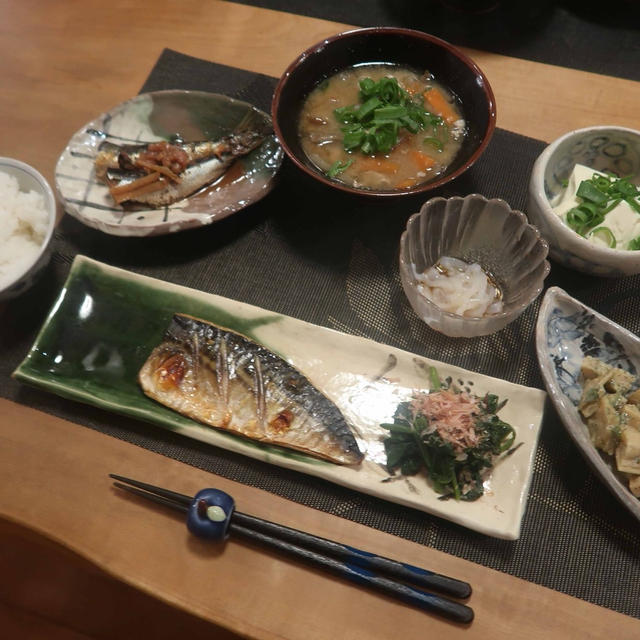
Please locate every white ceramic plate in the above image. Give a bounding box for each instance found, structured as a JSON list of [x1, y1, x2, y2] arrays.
[[536, 286, 640, 523], [14, 256, 546, 539], [55, 91, 283, 237]]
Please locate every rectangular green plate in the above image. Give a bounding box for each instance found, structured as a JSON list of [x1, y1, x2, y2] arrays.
[[13, 255, 547, 539]]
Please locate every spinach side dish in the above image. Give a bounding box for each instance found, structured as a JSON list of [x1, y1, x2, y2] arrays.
[[381, 367, 516, 501]]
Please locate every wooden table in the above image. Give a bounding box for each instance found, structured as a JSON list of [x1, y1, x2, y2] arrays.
[[1, 1, 639, 638]]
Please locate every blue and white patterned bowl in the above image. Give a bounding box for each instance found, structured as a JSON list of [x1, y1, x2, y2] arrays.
[[527, 126, 640, 277], [536, 286, 640, 523]]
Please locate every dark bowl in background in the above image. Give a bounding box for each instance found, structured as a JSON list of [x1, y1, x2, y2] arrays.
[[271, 27, 497, 198]]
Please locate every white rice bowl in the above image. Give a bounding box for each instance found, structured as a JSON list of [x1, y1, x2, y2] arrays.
[[0, 172, 49, 289], [0, 159, 55, 298]]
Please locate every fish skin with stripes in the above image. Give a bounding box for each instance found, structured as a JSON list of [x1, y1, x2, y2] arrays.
[[138, 314, 364, 465]]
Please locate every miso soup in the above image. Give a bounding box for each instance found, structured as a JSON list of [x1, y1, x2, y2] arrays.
[[298, 64, 466, 191]]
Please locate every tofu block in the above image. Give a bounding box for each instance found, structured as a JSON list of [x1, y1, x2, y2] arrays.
[[626, 388, 640, 406], [587, 396, 621, 456], [622, 403, 640, 432], [581, 356, 611, 380], [579, 377, 607, 417], [604, 367, 635, 395], [616, 428, 640, 474]]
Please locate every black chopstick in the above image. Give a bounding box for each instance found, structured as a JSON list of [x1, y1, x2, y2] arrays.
[[231, 510, 471, 600], [110, 474, 473, 623], [230, 522, 473, 623], [112, 480, 190, 513], [110, 474, 192, 508], [110, 474, 470, 599]]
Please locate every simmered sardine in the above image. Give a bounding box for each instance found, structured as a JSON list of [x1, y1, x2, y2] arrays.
[[138, 314, 364, 465], [95, 128, 266, 208]]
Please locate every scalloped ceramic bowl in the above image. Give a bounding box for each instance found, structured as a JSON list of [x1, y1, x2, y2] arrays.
[[0, 157, 56, 301], [272, 27, 496, 198], [400, 194, 550, 337], [526, 125, 640, 276]]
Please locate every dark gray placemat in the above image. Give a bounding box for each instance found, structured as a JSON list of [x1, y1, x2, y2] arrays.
[[228, 0, 640, 82], [3, 49, 640, 618]]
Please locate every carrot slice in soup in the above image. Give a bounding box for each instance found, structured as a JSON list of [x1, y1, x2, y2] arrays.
[[396, 178, 418, 189], [353, 157, 399, 175], [424, 88, 459, 125], [410, 151, 436, 172]]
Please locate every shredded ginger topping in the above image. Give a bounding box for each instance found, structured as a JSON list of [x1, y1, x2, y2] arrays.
[[137, 141, 189, 175], [411, 390, 480, 453]]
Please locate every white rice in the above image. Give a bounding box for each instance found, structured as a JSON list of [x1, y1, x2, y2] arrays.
[[413, 256, 503, 318], [0, 171, 49, 290]]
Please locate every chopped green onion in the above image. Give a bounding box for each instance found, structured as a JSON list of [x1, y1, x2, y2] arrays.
[[566, 204, 604, 236], [423, 137, 443, 152], [592, 174, 614, 192], [361, 138, 374, 155], [628, 236, 640, 251], [576, 180, 608, 205], [373, 124, 397, 153], [564, 173, 640, 241], [616, 180, 638, 198], [332, 76, 449, 156], [342, 129, 365, 150], [626, 197, 640, 214], [589, 226, 617, 248], [374, 105, 407, 120], [400, 115, 420, 133], [359, 77, 376, 96], [326, 158, 353, 178], [602, 198, 622, 215], [429, 366, 441, 391], [356, 97, 382, 122]]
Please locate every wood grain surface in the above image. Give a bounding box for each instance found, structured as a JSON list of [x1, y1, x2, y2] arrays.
[[2, 0, 639, 190], [2, 1, 640, 637], [1, 398, 639, 639]]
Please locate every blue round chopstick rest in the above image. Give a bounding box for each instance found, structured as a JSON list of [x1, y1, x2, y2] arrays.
[[187, 488, 235, 540]]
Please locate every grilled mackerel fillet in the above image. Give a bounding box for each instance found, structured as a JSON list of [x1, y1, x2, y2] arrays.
[[138, 314, 364, 465]]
